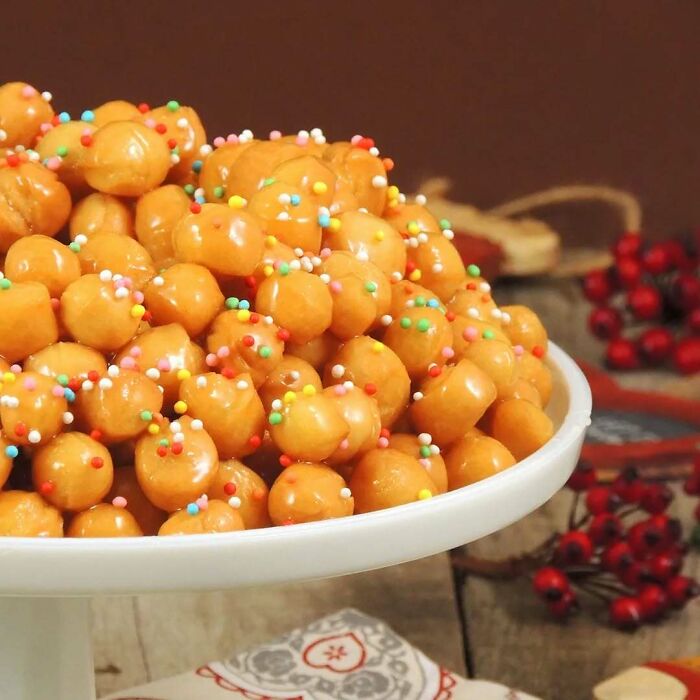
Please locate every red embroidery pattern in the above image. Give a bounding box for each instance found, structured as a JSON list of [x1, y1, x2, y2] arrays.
[[196, 665, 304, 699], [433, 666, 457, 700], [302, 632, 367, 673]]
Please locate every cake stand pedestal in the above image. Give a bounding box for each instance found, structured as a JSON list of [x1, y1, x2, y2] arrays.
[[0, 344, 591, 700]]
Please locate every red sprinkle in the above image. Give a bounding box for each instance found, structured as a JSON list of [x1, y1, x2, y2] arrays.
[[14, 423, 27, 437], [249, 313, 260, 324], [428, 365, 442, 378], [248, 435, 262, 448], [39, 481, 55, 495], [379, 428, 391, 439], [80, 134, 93, 147], [155, 123, 167, 134], [356, 136, 375, 150], [156, 446, 168, 457], [223, 482, 237, 496], [221, 367, 235, 379], [142, 311, 153, 323], [532, 345, 545, 358], [167, 138, 177, 149], [445, 311, 456, 322], [279, 454, 293, 468], [171, 442, 183, 456], [242, 335, 255, 347], [277, 328, 291, 341], [467, 283, 477, 290], [90, 457, 104, 469], [6, 154, 20, 167], [190, 202, 201, 214], [364, 383, 377, 396], [406, 261, 417, 273], [87, 370, 99, 382], [68, 378, 82, 392], [382, 157, 394, 172], [137, 102, 150, 113], [89, 429, 103, 442]]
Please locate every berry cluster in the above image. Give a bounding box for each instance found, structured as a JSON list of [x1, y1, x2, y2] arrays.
[[683, 456, 700, 547], [582, 230, 700, 373], [531, 462, 699, 629]]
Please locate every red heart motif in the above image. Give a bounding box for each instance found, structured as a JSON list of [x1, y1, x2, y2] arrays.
[[302, 632, 367, 673]]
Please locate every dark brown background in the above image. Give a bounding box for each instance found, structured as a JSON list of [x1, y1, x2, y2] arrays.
[[4, 1, 699, 243]]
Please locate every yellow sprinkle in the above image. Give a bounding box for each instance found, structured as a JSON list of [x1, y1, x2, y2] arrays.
[[3, 372, 15, 383], [408, 269, 422, 282], [283, 391, 297, 404], [265, 235, 278, 247], [148, 423, 160, 435], [174, 400, 188, 414], [237, 309, 251, 322], [387, 199, 399, 210], [372, 341, 384, 353], [407, 221, 420, 235], [312, 181, 328, 195], [228, 194, 246, 208], [263, 264, 274, 277], [130, 304, 146, 318], [418, 489, 433, 500], [328, 217, 341, 232], [302, 384, 316, 396], [374, 230, 385, 241], [176, 369, 191, 381], [387, 185, 399, 199]]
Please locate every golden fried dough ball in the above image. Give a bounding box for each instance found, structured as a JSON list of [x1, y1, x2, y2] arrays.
[[158, 499, 244, 535], [382, 307, 453, 380], [268, 386, 349, 462], [323, 384, 381, 465], [258, 355, 322, 410], [448, 280, 500, 324], [60, 273, 142, 352], [77, 232, 155, 289], [24, 342, 107, 382], [74, 368, 163, 444], [460, 338, 518, 396], [35, 120, 95, 195], [0, 491, 63, 537], [4, 235, 81, 298], [326, 211, 406, 280], [0, 434, 14, 488], [135, 415, 219, 512], [488, 398, 554, 461], [173, 203, 265, 277], [0, 371, 67, 446], [444, 434, 516, 489], [383, 202, 441, 235], [134, 184, 190, 266], [206, 309, 284, 387], [255, 270, 332, 344], [410, 359, 497, 447], [501, 305, 548, 357], [208, 459, 271, 529], [91, 99, 140, 127], [387, 432, 447, 494], [405, 232, 466, 302], [198, 140, 256, 202], [451, 315, 509, 361], [286, 332, 340, 371], [272, 155, 337, 208], [329, 176, 359, 216], [69, 192, 134, 241], [320, 251, 391, 340], [517, 351, 553, 407], [107, 465, 167, 535], [389, 279, 444, 319], [323, 335, 410, 428], [0, 83, 53, 149], [268, 462, 353, 525], [83, 120, 171, 196], [498, 377, 543, 408], [349, 448, 437, 513], [32, 432, 113, 511], [67, 503, 143, 537], [0, 162, 71, 252]]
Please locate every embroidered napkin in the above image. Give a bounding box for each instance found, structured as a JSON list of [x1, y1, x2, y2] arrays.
[[102, 608, 540, 700]]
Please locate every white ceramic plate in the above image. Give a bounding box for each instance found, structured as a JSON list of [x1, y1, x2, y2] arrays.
[[0, 342, 591, 597]]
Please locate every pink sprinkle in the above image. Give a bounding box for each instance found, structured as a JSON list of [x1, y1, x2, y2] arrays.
[[513, 344, 524, 356], [441, 346, 455, 359], [269, 130, 282, 140], [82, 128, 92, 137], [226, 133, 238, 143], [50, 297, 60, 311], [112, 496, 127, 508], [157, 359, 171, 372], [463, 326, 478, 341], [10, 365, 21, 374], [23, 378, 37, 391], [46, 156, 61, 171], [333, 385, 347, 396], [120, 357, 136, 369], [40, 122, 53, 133], [339, 439, 350, 450], [295, 135, 309, 146], [205, 353, 218, 367], [195, 496, 209, 510], [21, 85, 37, 98], [273, 260, 281, 270], [329, 280, 342, 294], [213, 136, 225, 148], [129, 346, 142, 358], [350, 134, 362, 145], [52, 385, 65, 397], [420, 458, 432, 468], [216, 346, 230, 358], [114, 278, 129, 288], [377, 437, 390, 448], [144, 118, 156, 129], [320, 247, 331, 259], [132, 291, 144, 304]]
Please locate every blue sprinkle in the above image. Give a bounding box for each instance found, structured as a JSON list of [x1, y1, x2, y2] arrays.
[[290, 194, 301, 206], [195, 195, 206, 204], [80, 110, 95, 123], [427, 298, 440, 308], [192, 159, 203, 173], [64, 388, 76, 403], [186, 503, 199, 516], [58, 111, 71, 123], [318, 214, 330, 228], [239, 299, 251, 310], [5, 446, 19, 459]]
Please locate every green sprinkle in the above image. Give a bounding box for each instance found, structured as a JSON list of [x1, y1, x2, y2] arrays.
[[166, 100, 180, 112], [467, 264, 481, 277], [400, 317, 411, 329], [140, 410, 153, 422], [279, 262, 290, 276], [159, 438, 170, 447], [68, 242, 81, 253], [0, 279, 11, 290], [262, 177, 276, 187], [419, 445, 431, 458], [213, 186, 225, 198], [414, 295, 426, 307], [184, 184, 195, 195], [56, 374, 69, 387], [483, 329, 495, 340], [416, 318, 430, 332], [225, 297, 240, 309], [171, 145, 180, 155], [439, 218, 451, 231], [365, 281, 377, 293], [56, 146, 68, 157], [259, 346, 272, 359], [269, 411, 282, 425]]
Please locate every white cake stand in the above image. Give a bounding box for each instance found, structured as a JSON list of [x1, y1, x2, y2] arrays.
[[0, 342, 591, 700]]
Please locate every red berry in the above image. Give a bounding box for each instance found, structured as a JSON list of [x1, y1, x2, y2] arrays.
[[556, 531, 594, 565], [609, 596, 644, 630], [547, 589, 579, 620], [588, 306, 623, 340], [602, 540, 634, 572], [627, 284, 662, 321], [638, 327, 674, 365], [672, 337, 700, 374], [585, 485, 619, 514], [616, 257, 643, 288], [588, 513, 624, 546], [619, 561, 653, 589], [648, 514, 681, 545], [638, 584, 669, 621], [582, 269, 615, 303], [664, 239, 691, 270], [688, 308, 700, 335], [688, 473, 700, 496], [567, 461, 597, 491], [533, 567, 570, 601], [613, 232, 643, 259], [671, 273, 700, 312], [665, 575, 700, 608], [627, 520, 666, 557], [642, 243, 672, 275], [640, 483, 673, 514], [649, 551, 682, 582], [606, 338, 640, 370], [612, 466, 646, 503]]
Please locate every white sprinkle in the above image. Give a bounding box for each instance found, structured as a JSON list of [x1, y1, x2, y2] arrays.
[[99, 270, 113, 282], [406, 300, 415, 308], [342, 380, 354, 390], [0, 130, 7, 142], [413, 391, 424, 401], [190, 419, 204, 431], [236, 379, 249, 390], [415, 194, 427, 206], [380, 314, 393, 326], [372, 175, 387, 188], [310, 127, 323, 138], [369, 146, 379, 156], [417, 233, 429, 244], [358, 207, 369, 214], [172, 431, 185, 443], [62, 411, 74, 425], [196, 376, 207, 388], [467, 307, 480, 319], [114, 287, 129, 299], [145, 368, 160, 381], [276, 211, 290, 221], [418, 433, 432, 446], [112, 274, 123, 282], [170, 421, 182, 434], [264, 315, 274, 325], [293, 247, 304, 257], [74, 234, 88, 246], [271, 399, 283, 411], [340, 487, 352, 499], [331, 364, 345, 379], [430, 444, 441, 455], [391, 271, 403, 282], [479, 282, 491, 292], [170, 154, 180, 165], [443, 229, 455, 240], [107, 365, 120, 378], [314, 135, 327, 145], [490, 308, 502, 320], [297, 129, 310, 139], [152, 276, 165, 287], [228, 496, 242, 508], [408, 237, 419, 249], [289, 259, 301, 271], [398, 193, 407, 203], [199, 144, 213, 156], [289, 370, 301, 381], [27, 430, 41, 444], [194, 187, 205, 199], [319, 273, 331, 284], [41, 91, 52, 102], [278, 193, 291, 205], [501, 312, 511, 325], [432, 263, 444, 274], [176, 117, 188, 129], [311, 256, 322, 267], [81, 380, 94, 391], [98, 378, 113, 390]]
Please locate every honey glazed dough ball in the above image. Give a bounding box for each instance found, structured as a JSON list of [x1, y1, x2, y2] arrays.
[[320, 251, 391, 340], [349, 448, 437, 514], [32, 432, 113, 511], [158, 499, 244, 535], [325, 210, 406, 280], [207, 459, 271, 529], [91, 99, 141, 126], [206, 308, 285, 388], [144, 263, 224, 337], [258, 355, 322, 410], [448, 278, 500, 323], [60, 273, 143, 352], [107, 465, 167, 535], [389, 279, 444, 320], [134, 184, 191, 266], [382, 307, 454, 380], [116, 323, 206, 407], [0, 161, 72, 252], [286, 331, 340, 372], [0, 491, 63, 537], [444, 433, 516, 490], [4, 235, 81, 298], [517, 351, 553, 407], [501, 305, 548, 357], [410, 359, 497, 448], [0, 281, 59, 362], [69, 192, 134, 241], [488, 398, 554, 461], [271, 155, 337, 209], [387, 432, 448, 494], [459, 338, 518, 396], [172, 203, 265, 277], [246, 234, 298, 291], [179, 372, 265, 459], [0, 371, 67, 447], [322, 383, 381, 465], [451, 315, 509, 361], [323, 335, 410, 428], [74, 368, 163, 444], [268, 462, 353, 526], [0, 434, 14, 488], [499, 377, 543, 408], [198, 140, 256, 202], [0, 82, 54, 149], [405, 231, 467, 303], [67, 503, 143, 537], [383, 202, 442, 236], [82, 120, 171, 196], [255, 269, 332, 345], [25, 342, 107, 382], [135, 415, 219, 512], [268, 386, 349, 463]]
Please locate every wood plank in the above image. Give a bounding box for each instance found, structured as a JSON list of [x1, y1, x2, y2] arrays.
[[93, 553, 465, 698]]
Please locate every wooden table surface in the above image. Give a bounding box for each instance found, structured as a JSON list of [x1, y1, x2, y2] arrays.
[[93, 278, 700, 700]]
